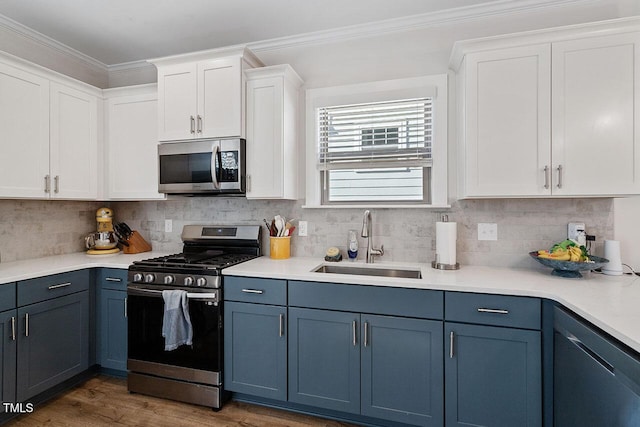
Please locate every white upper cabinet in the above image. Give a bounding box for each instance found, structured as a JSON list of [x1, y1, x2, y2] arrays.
[[50, 82, 98, 199], [152, 47, 262, 142], [0, 62, 50, 198], [245, 65, 303, 200], [0, 55, 99, 200], [552, 32, 640, 196], [453, 19, 640, 198], [104, 84, 164, 200], [461, 44, 551, 197]]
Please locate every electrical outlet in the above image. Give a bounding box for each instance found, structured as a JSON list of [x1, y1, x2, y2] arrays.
[[298, 221, 308, 237], [165, 219, 173, 233], [478, 223, 498, 241], [568, 222, 586, 246]]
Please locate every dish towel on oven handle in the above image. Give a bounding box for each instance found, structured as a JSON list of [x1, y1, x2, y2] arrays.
[[161, 290, 193, 351]]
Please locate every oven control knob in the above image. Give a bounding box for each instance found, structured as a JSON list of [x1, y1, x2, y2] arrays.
[[163, 275, 175, 285], [184, 276, 194, 286], [196, 277, 207, 287], [133, 273, 143, 283], [144, 274, 155, 283]]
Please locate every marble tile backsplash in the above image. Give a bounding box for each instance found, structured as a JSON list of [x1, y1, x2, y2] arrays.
[[0, 200, 103, 262], [0, 198, 613, 268], [110, 197, 614, 269]]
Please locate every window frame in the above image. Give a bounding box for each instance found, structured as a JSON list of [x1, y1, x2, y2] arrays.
[[304, 75, 448, 208]]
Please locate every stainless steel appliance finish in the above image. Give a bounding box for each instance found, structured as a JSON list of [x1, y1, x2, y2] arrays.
[[127, 225, 261, 409], [158, 138, 246, 195]]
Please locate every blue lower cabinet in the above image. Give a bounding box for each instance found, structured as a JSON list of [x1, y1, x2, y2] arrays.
[[224, 301, 287, 400], [288, 308, 361, 414], [445, 322, 542, 427], [17, 291, 89, 401], [0, 309, 17, 411], [96, 268, 128, 373], [362, 315, 443, 426], [98, 289, 127, 372], [289, 308, 444, 426]]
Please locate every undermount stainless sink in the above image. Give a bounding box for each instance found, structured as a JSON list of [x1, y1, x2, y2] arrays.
[[313, 264, 422, 279]]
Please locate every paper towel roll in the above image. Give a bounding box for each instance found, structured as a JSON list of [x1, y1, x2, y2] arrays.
[[603, 239, 623, 276], [436, 221, 457, 265]]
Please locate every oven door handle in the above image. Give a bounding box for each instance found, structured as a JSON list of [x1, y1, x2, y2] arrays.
[[127, 287, 218, 300]]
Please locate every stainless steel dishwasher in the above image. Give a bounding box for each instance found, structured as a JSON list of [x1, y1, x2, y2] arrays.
[[554, 307, 640, 426]]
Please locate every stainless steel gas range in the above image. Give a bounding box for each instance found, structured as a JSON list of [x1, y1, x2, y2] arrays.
[[126, 224, 261, 409]]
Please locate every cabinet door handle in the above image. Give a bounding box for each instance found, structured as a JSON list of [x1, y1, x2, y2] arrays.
[[105, 277, 122, 282], [449, 331, 454, 358], [25, 313, 29, 337], [54, 175, 59, 194], [48, 282, 71, 290], [279, 313, 285, 337], [364, 321, 369, 347], [197, 115, 202, 134], [124, 297, 128, 318], [11, 316, 16, 341], [543, 166, 550, 189], [352, 320, 357, 346], [44, 175, 51, 193], [556, 164, 563, 189], [477, 308, 509, 315], [190, 116, 196, 134], [241, 289, 264, 294]]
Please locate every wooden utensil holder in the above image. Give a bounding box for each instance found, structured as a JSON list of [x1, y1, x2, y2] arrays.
[[123, 231, 152, 254]]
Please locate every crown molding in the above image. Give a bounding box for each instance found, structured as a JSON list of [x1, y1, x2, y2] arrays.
[[0, 0, 599, 78], [248, 0, 596, 52], [0, 13, 108, 73]]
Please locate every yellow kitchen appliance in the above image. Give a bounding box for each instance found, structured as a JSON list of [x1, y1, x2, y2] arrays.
[[85, 207, 119, 255]]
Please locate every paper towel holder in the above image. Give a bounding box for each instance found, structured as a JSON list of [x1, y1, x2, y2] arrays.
[[432, 215, 460, 270]]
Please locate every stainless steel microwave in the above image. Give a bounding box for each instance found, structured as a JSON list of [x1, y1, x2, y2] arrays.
[[158, 138, 245, 195]]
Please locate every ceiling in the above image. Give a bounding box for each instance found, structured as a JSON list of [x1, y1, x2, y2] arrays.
[[0, 0, 529, 66]]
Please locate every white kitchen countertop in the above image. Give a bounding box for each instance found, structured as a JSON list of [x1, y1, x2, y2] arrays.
[[2, 252, 639, 354], [224, 256, 640, 354], [0, 251, 170, 283]]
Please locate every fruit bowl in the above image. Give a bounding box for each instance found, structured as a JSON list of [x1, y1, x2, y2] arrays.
[[529, 251, 609, 278]]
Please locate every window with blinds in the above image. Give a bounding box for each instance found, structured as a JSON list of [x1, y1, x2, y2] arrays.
[[318, 97, 433, 203]]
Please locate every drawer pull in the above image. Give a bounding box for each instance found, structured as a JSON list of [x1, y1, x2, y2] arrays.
[[477, 308, 509, 315], [48, 282, 72, 290], [241, 289, 264, 294], [105, 277, 122, 282]]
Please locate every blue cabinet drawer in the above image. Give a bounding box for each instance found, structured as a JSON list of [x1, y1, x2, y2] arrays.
[[96, 268, 128, 291], [225, 277, 287, 305], [445, 292, 541, 330], [289, 281, 443, 319], [0, 283, 16, 312], [18, 270, 90, 307]]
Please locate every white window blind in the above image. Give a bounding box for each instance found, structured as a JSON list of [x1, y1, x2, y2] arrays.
[[317, 97, 433, 203], [318, 97, 433, 169]]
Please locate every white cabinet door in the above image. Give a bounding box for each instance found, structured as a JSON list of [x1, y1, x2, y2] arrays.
[[197, 58, 242, 138], [157, 63, 197, 141], [463, 44, 551, 197], [49, 83, 98, 199], [105, 88, 165, 200], [246, 65, 302, 200], [0, 63, 50, 198], [552, 32, 640, 196]]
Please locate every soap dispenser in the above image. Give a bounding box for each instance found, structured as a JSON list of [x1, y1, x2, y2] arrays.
[[347, 230, 358, 261]]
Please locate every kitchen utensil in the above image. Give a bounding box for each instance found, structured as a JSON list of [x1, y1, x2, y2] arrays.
[[274, 215, 285, 237], [529, 251, 609, 278]]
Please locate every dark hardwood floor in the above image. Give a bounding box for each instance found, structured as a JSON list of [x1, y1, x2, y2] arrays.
[[4, 376, 356, 426]]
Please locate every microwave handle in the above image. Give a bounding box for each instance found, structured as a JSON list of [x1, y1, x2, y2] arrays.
[[211, 144, 221, 190]]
